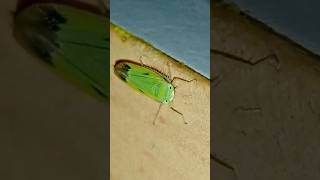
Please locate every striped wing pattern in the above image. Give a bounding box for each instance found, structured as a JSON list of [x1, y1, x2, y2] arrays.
[[14, 3, 109, 100]]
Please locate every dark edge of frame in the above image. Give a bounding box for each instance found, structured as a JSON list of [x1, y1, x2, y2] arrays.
[[16, 0, 109, 179], [210, 0, 213, 180], [15, 0, 109, 17]]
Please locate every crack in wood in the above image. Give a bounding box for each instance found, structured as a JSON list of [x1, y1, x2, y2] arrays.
[[211, 49, 280, 71], [234, 106, 262, 112], [211, 153, 237, 178], [308, 100, 317, 114], [212, 75, 223, 87]]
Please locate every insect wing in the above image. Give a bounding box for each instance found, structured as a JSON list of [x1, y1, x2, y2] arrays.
[[115, 61, 170, 103], [14, 3, 109, 100]]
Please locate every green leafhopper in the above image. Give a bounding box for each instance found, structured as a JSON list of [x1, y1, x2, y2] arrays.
[[13, 1, 109, 101], [114, 59, 195, 125]]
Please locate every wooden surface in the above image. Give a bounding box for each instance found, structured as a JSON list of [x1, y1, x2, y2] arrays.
[[212, 2, 320, 180], [1, 1, 108, 179], [110, 24, 210, 180]]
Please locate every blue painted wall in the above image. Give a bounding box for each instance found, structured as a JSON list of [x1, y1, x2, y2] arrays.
[[111, 0, 210, 78], [232, 0, 320, 56]]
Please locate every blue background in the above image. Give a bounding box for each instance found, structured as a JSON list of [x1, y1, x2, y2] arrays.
[[231, 0, 320, 57], [111, 0, 210, 78]]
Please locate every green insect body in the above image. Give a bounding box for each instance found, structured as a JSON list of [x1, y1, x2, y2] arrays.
[[114, 60, 193, 124], [14, 2, 109, 101], [114, 60, 175, 104]]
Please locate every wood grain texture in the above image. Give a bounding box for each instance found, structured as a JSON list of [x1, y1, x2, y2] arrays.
[[212, 2, 320, 180], [110, 23, 210, 180]]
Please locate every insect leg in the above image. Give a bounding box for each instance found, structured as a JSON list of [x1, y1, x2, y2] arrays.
[[139, 56, 146, 65], [153, 103, 163, 125], [172, 77, 196, 83], [172, 77, 196, 88], [170, 107, 188, 124], [167, 62, 196, 87], [167, 61, 173, 79]]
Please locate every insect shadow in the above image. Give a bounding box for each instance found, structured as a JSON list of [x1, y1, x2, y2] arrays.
[[114, 57, 196, 125]]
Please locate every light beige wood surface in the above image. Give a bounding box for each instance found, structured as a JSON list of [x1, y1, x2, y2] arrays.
[[110, 24, 210, 180]]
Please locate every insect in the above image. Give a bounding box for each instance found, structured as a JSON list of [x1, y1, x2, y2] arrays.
[[114, 59, 195, 125], [13, 0, 109, 101]]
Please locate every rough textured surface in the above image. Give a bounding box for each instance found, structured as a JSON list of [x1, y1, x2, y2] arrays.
[[110, 24, 210, 180], [1, 1, 107, 179], [212, 3, 320, 180]]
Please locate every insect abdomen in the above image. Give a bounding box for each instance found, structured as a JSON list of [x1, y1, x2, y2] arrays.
[[114, 60, 175, 104], [114, 61, 131, 81]]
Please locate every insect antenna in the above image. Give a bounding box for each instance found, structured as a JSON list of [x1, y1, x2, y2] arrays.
[[153, 103, 163, 125], [170, 106, 188, 124]]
